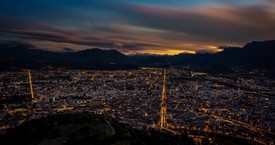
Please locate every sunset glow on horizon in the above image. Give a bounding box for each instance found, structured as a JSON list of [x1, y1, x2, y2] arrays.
[[124, 49, 197, 56]]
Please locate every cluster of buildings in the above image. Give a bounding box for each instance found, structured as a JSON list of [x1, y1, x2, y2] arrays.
[[0, 67, 274, 144]]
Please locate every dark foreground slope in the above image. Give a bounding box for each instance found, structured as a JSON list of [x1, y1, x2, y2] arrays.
[[0, 112, 194, 145]]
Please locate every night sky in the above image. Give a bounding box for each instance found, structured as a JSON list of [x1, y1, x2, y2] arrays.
[[1, 0, 275, 55]]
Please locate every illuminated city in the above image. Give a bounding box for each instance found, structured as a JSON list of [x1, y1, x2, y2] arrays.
[[0, 67, 274, 144]]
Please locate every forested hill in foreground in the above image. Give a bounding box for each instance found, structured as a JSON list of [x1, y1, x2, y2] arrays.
[[0, 112, 194, 145]]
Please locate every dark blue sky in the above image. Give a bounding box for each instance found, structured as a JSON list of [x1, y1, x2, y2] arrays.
[[1, 0, 274, 55]]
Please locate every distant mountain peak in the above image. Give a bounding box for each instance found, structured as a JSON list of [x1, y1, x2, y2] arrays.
[[243, 40, 275, 49]]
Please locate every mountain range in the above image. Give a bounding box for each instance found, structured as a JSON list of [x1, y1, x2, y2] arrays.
[[0, 40, 274, 70], [130, 40, 275, 69], [0, 41, 135, 70]]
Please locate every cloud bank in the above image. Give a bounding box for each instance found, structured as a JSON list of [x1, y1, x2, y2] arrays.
[[0, 0, 274, 55]]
